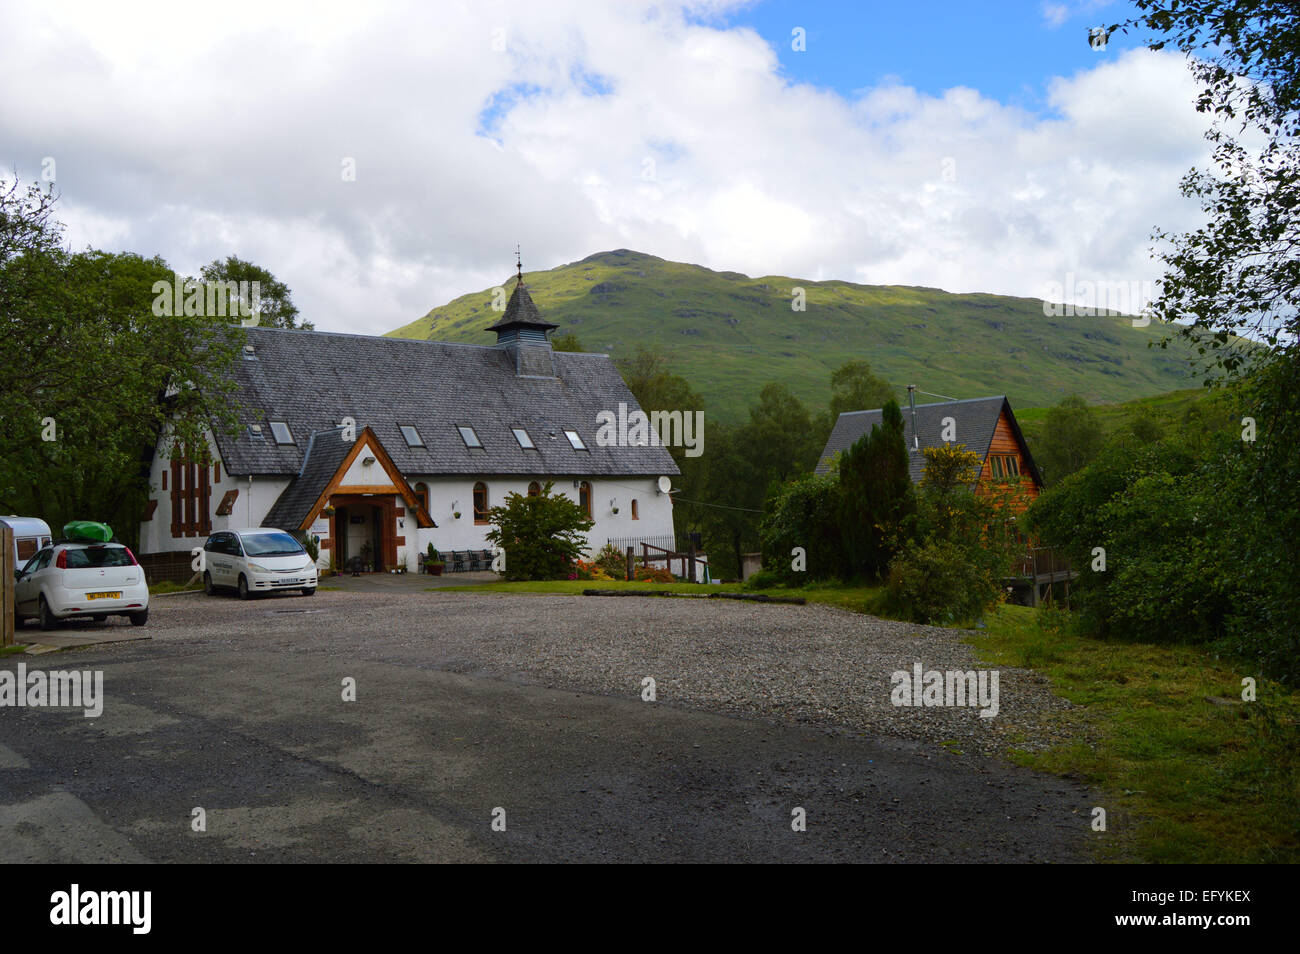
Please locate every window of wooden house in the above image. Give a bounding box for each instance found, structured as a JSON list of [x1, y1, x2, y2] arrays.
[[990, 455, 1020, 481], [414, 482, 429, 514], [527, 481, 541, 496], [579, 481, 592, 518], [631, 499, 639, 520], [473, 482, 489, 523]]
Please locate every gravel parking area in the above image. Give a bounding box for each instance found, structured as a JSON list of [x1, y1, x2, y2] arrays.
[[112, 589, 1074, 757], [4, 590, 1092, 862]]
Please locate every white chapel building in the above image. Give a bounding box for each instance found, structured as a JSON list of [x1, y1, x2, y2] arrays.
[[138, 271, 679, 572]]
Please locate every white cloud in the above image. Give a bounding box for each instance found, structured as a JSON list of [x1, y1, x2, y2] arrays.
[[0, 0, 1213, 333]]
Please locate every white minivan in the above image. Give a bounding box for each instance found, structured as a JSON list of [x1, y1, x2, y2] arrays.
[[13, 540, 149, 630], [201, 529, 317, 599]]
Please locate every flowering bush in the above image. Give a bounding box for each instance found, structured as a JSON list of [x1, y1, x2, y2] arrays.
[[571, 560, 614, 581], [593, 542, 628, 578], [634, 566, 676, 583]]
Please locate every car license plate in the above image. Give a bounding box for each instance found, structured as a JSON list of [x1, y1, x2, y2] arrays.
[[86, 591, 122, 600]]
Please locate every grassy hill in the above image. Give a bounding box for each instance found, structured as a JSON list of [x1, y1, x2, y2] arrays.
[[1016, 387, 1211, 437], [387, 249, 1199, 421]]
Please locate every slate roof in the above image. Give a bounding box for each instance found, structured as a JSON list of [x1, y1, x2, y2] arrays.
[[208, 326, 680, 479], [260, 425, 355, 530], [815, 395, 1042, 486], [486, 280, 557, 333]]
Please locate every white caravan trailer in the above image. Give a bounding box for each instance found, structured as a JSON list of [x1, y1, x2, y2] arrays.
[[0, 516, 53, 572]]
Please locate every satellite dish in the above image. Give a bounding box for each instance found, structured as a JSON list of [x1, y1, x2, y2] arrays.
[[657, 476, 672, 494]]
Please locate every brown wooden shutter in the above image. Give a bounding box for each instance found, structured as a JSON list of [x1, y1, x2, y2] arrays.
[[186, 461, 198, 536], [199, 464, 212, 536], [170, 458, 182, 537]]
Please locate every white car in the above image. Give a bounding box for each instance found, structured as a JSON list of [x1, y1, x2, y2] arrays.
[[201, 529, 317, 599], [13, 541, 149, 630]]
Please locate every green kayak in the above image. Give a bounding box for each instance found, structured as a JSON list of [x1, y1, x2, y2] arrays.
[[63, 520, 113, 543]]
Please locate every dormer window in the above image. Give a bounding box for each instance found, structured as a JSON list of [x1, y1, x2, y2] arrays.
[[458, 425, 483, 449], [512, 427, 535, 449], [564, 429, 587, 451], [269, 421, 294, 445], [400, 425, 424, 447]]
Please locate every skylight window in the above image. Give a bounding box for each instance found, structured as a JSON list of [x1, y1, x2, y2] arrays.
[[512, 427, 535, 449], [458, 425, 483, 449], [400, 425, 424, 447], [564, 429, 587, 451], [269, 421, 294, 445]]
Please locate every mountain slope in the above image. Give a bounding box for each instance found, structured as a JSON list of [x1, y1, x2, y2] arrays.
[[386, 249, 1197, 421]]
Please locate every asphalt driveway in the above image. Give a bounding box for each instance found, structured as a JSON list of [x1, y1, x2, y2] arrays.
[[0, 591, 1093, 863]]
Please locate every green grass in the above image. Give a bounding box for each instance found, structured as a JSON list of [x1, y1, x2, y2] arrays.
[[1, 643, 27, 656], [1016, 386, 1224, 447], [434, 579, 747, 595], [972, 603, 1300, 863], [439, 575, 1299, 862], [436, 577, 888, 614], [148, 580, 202, 595], [386, 249, 1200, 422]]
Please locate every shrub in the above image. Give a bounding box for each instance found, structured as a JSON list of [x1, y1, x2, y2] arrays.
[[483, 481, 594, 581], [743, 568, 783, 590], [572, 560, 614, 581], [593, 542, 628, 579], [634, 566, 675, 583], [883, 538, 1007, 625], [758, 471, 843, 583], [882, 444, 1020, 625]]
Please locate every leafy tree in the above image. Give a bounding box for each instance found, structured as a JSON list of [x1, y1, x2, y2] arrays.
[[838, 399, 914, 579], [199, 255, 310, 329], [674, 420, 759, 580], [616, 346, 703, 420], [742, 382, 819, 489], [885, 444, 1017, 624], [1035, 395, 1103, 484], [483, 481, 593, 581], [759, 471, 842, 582], [0, 182, 242, 548], [827, 359, 895, 418], [817, 359, 895, 444], [551, 331, 585, 352], [1028, 425, 1236, 644], [1080, 1, 1300, 677]]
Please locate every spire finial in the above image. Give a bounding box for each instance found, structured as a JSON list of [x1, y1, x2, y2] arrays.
[[515, 245, 522, 283]]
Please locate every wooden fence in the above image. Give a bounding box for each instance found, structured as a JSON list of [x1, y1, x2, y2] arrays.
[[2, 525, 14, 647]]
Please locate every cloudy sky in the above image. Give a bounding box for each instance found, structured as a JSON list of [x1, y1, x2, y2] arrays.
[[1, 0, 1212, 334]]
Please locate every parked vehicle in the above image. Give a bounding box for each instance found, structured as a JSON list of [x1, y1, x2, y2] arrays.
[[13, 540, 149, 630], [0, 516, 53, 573], [201, 529, 318, 599]]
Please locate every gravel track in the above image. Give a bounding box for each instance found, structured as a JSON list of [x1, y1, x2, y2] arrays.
[[97, 590, 1077, 758]]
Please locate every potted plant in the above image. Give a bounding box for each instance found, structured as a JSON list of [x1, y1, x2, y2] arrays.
[[426, 542, 445, 576], [453, 511, 462, 520], [359, 541, 373, 573]]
